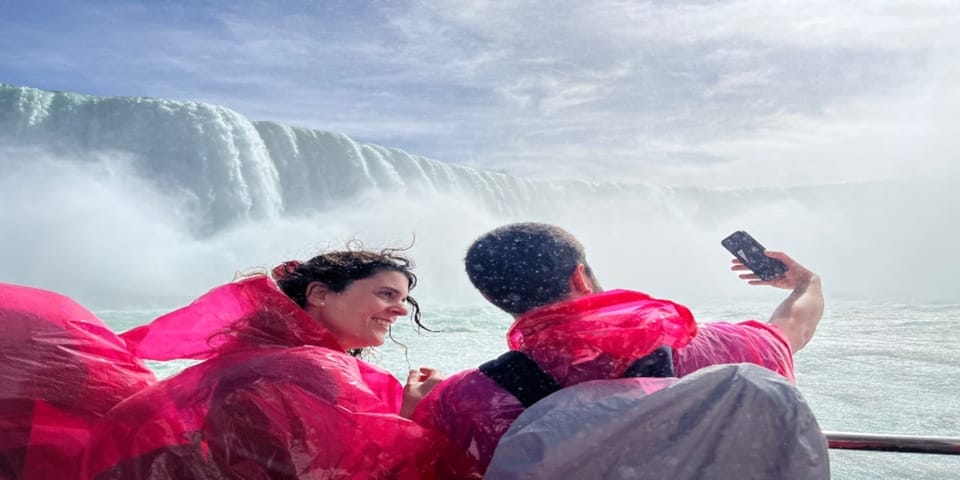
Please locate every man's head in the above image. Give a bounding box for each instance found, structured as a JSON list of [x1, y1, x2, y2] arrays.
[[464, 222, 601, 316]]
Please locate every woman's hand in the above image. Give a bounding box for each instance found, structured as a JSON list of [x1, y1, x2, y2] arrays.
[[399, 367, 444, 418]]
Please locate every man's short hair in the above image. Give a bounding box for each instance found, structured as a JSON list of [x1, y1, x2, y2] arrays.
[[464, 223, 592, 316]]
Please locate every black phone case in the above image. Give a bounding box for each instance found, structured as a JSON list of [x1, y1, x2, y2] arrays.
[[721, 231, 788, 281]]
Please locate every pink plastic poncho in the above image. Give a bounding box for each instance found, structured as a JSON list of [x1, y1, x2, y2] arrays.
[[506, 289, 698, 386], [0, 283, 156, 480], [83, 275, 454, 480], [412, 289, 796, 478], [413, 289, 699, 478], [674, 319, 794, 382]]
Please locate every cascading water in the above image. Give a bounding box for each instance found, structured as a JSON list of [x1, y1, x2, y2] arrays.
[[3, 83, 960, 480], [1, 83, 957, 310]]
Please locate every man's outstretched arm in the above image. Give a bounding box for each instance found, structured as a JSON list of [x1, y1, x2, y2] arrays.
[[733, 251, 824, 352]]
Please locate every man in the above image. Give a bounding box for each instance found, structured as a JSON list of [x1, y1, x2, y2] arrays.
[[411, 222, 824, 478]]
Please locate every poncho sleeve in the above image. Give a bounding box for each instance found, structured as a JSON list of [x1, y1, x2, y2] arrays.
[[674, 320, 795, 382]]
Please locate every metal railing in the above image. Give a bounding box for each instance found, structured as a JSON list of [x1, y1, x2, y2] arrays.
[[825, 431, 960, 455]]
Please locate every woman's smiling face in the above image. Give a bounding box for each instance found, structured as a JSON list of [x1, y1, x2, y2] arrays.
[[305, 269, 410, 350]]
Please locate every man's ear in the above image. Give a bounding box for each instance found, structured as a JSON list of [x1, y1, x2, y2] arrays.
[[305, 281, 329, 307], [569, 264, 596, 295]]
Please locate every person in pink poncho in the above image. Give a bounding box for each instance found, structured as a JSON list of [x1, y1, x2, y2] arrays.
[[0, 283, 156, 480], [83, 248, 460, 480], [411, 222, 824, 478]]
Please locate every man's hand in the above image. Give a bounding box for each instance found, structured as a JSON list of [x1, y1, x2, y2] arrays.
[[731, 251, 818, 289], [732, 251, 824, 353], [399, 367, 444, 418]]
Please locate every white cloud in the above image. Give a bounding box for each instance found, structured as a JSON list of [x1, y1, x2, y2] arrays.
[[3, 0, 959, 185], [376, 1, 960, 184]]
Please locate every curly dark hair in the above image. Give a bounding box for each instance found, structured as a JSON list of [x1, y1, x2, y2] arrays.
[[465, 222, 598, 316], [273, 247, 425, 355]]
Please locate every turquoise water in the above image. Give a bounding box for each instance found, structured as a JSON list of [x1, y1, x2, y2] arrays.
[[100, 301, 960, 479]]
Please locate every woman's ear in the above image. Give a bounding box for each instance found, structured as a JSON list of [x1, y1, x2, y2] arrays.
[[305, 281, 329, 308], [569, 263, 596, 295]]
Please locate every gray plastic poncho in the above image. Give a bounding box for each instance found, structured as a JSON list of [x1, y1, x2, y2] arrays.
[[484, 364, 829, 480]]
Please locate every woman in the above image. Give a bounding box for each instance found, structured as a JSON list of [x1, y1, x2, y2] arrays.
[[0, 283, 156, 480], [83, 248, 451, 480]]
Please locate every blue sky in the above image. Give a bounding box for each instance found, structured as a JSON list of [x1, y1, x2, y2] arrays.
[[2, 0, 959, 186]]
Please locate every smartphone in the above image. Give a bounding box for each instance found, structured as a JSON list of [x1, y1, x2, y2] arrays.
[[721, 231, 788, 281]]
